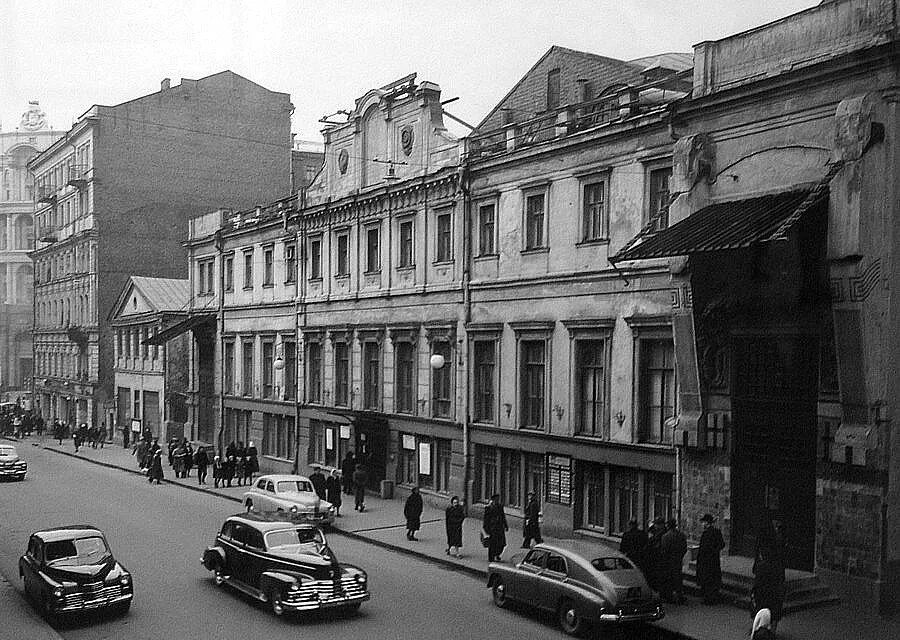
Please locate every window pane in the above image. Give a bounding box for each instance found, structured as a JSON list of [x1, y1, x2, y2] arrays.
[[520, 340, 545, 428], [334, 342, 349, 406], [639, 338, 676, 443], [364, 342, 380, 409], [479, 204, 495, 255], [436, 213, 452, 262], [396, 342, 415, 413], [399, 221, 413, 267], [307, 342, 321, 402], [366, 228, 379, 272], [432, 342, 452, 418], [648, 168, 671, 233], [243, 251, 253, 288], [576, 340, 606, 436], [583, 182, 606, 241], [473, 340, 495, 422], [526, 194, 545, 249], [310, 239, 321, 279]]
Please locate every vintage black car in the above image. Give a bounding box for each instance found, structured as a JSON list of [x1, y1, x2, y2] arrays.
[[488, 541, 663, 636], [18, 526, 133, 618], [0, 443, 27, 480], [202, 513, 369, 616]]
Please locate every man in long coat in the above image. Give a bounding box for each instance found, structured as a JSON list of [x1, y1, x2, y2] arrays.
[[309, 464, 327, 500], [482, 494, 509, 562], [697, 513, 725, 604], [660, 518, 688, 603], [620, 519, 649, 574], [404, 487, 424, 541]]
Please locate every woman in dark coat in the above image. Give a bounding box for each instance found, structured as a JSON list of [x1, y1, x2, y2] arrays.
[[697, 513, 725, 604], [194, 446, 209, 485], [326, 469, 343, 516], [340, 451, 356, 495], [223, 455, 236, 488], [445, 495, 465, 558], [404, 487, 424, 541], [245, 441, 259, 483], [482, 494, 509, 562], [148, 450, 164, 484]]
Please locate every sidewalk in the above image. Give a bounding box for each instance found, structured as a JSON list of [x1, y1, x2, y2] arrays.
[[18, 435, 899, 640]]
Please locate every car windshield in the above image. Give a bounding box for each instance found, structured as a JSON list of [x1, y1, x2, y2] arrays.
[[592, 556, 634, 571], [265, 527, 325, 552], [276, 480, 313, 493], [44, 536, 111, 567]]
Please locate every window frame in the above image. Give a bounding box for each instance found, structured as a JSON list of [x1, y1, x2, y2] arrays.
[[262, 244, 275, 287], [512, 322, 553, 431], [242, 338, 254, 396], [434, 208, 453, 264], [223, 253, 234, 292], [308, 235, 322, 280], [333, 338, 350, 407], [362, 339, 381, 411], [546, 68, 561, 111], [644, 162, 673, 234], [335, 231, 350, 277], [242, 248, 254, 290], [579, 174, 610, 243], [471, 338, 498, 424], [284, 242, 297, 284], [475, 200, 498, 257], [430, 340, 453, 419], [522, 186, 549, 252], [627, 318, 676, 445], [564, 320, 615, 438], [306, 339, 323, 404], [397, 217, 415, 268], [394, 337, 417, 415], [365, 224, 381, 274]]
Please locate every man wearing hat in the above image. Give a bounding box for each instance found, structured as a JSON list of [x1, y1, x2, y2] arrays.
[[309, 463, 327, 500], [697, 513, 725, 604]]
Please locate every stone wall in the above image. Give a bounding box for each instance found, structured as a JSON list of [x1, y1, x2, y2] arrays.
[[680, 450, 731, 545]]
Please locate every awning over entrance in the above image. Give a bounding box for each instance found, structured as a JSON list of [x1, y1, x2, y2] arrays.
[[610, 162, 842, 263], [143, 313, 216, 345]]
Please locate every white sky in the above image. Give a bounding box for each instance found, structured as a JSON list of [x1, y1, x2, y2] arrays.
[[1, 0, 817, 142]]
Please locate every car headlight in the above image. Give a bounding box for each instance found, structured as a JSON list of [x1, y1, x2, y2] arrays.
[[354, 573, 367, 584], [289, 581, 300, 592], [53, 586, 64, 598], [289, 505, 298, 513], [328, 505, 336, 513], [119, 573, 131, 586]]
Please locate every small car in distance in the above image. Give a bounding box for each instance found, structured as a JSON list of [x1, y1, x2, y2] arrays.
[[19, 526, 133, 618], [487, 541, 664, 636], [202, 513, 369, 617], [243, 474, 336, 526], [0, 443, 27, 481]]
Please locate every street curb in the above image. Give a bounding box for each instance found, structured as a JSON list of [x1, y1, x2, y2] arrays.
[[39, 444, 695, 640]]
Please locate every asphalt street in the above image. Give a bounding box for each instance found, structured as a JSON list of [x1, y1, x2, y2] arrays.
[[0, 444, 678, 640]]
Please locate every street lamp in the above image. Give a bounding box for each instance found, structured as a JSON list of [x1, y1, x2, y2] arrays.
[[429, 353, 445, 370]]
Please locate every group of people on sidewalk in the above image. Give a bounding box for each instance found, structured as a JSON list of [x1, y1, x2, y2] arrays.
[[0, 408, 43, 438], [59, 421, 106, 452], [620, 516, 691, 604]]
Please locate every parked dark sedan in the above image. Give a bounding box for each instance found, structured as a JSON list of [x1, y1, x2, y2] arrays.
[[487, 541, 664, 636], [18, 526, 133, 618], [202, 512, 369, 617]]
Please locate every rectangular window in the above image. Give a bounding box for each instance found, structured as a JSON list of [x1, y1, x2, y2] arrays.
[[283, 341, 296, 400], [366, 227, 380, 272], [224, 254, 234, 292], [125, 330, 131, 358], [395, 342, 416, 413], [398, 434, 416, 485], [520, 340, 545, 428], [474, 445, 497, 503], [500, 449, 522, 508], [243, 250, 253, 289], [133, 390, 141, 420], [309, 238, 322, 279], [198, 259, 214, 295], [307, 342, 322, 403], [263, 246, 274, 286], [608, 467, 639, 536], [336, 233, 349, 276], [582, 181, 607, 241], [398, 220, 414, 267], [547, 68, 561, 110], [435, 438, 452, 493], [363, 341, 380, 410], [525, 193, 546, 249], [432, 342, 452, 418], [643, 471, 673, 526], [478, 203, 496, 256], [262, 341, 274, 398], [224, 342, 235, 395], [334, 342, 349, 406], [284, 244, 297, 283], [242, 340, 254, 396], [575, 339, 608, 436], [647, 167, 672, 233], [524, 453, 544, 503], [116, 331, 122, 360], [436, 212, 452, 262], [639, 338, 676, 443], [473, 341, 495, 423]]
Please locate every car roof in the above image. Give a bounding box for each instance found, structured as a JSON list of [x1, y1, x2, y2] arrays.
[[256, 474, 312, 483], [224, 512, 321, 533], [33, 526, 104, 543], [534, 540, 625, 564]]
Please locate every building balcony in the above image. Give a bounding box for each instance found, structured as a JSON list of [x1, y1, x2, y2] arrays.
[[36, 184, 57, 205], [66, 324, 89, 348], [37, 225, 58, 243], [66, 165, 89, 189]]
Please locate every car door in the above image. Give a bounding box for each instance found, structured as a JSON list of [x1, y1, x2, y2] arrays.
[[537, 552, 570, 611], [242, 527, 267, 590], [21, 537, 41, 599], [222, 522, 248, 583], [509, 548, 548, 605]]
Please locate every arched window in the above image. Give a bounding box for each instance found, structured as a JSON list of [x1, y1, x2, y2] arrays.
[[15, 264, 32, 303], [14, 215, 34, 250]]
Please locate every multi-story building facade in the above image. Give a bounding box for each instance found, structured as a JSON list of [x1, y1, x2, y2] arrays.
[[109, 276, 190, 444], [29, 71, 293, 434], [612, 0, 900, 611], [463, 47, 692, 530], [0, 101, 63, 400]]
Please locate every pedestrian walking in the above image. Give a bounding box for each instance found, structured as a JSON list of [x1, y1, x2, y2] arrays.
[[404, 487, 424, 541], [646, 517, 666, 592], [660, 518, 688, 604], [73, 428, 81, 453], [88, 425, 98, 449], [212, 455, 223, 488], [245, 441, 259, 483], [223, 455, 236, 488], [183, 440, 194, 477], [697, 513, 725, 604], [167, 437, 178, 467], [521, 492, 543, 548], [482, 494, 509, 562], [194, 446, 209, 485], [148, 449, 164, 484], [620, 519, 649, 574], [97, 423, 106, 448], [172, 441, 187, 478], [340, 451, 356, 495], [133, 439, 148, 471], [352, 464, 368, 512], [309, 464, 327, 499], [326, 469, 342, 516], [445, 495, 465, 558]]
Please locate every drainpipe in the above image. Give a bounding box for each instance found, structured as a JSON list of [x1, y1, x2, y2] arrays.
[[293, 200, 305, 474], [215, 228, 225, 453], [459, 156, 472, 510]]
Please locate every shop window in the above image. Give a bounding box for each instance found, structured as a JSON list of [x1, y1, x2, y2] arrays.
[[398, 434, 416, 485], [500, 449, 522, 508], [474, 444, 498, 503], [643, 471, 673, 526], [608, 467, 639, 536], [583, 464, 606, 531]]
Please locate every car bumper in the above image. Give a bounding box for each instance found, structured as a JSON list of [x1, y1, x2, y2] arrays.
[[281, 512, 335, 526], [282, 591, 370, 612], [597, 603, 665, 624], [54, 592, 132, 613], [0, 467, 26, 477]]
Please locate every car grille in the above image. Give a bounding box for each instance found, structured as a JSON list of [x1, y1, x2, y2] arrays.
[[61, 582, 122, 607], [285, 575, 367, 603]]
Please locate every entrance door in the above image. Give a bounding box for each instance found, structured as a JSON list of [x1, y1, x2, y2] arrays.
[[354, 416, 388, 490], [731, 334, 817, 571]]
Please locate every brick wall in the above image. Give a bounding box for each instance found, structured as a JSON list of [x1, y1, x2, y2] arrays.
[[681, 450, 732, 545], [816, 478, 884, 581]]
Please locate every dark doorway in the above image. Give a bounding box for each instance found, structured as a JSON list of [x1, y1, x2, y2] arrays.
[[354, 415, 389, 491], [731, 333, 817, 571]]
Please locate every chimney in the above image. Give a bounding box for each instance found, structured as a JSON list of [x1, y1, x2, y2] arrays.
[[161, 78, 171, 91]]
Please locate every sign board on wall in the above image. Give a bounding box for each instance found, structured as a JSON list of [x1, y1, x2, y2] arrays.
[[326, 429, 334, 450], [340, 425, 351, 440], [402, 434, 416, 450], [546, 454, 572, 505], [130, 419, 141, 432], [418, 441, 431, 475]]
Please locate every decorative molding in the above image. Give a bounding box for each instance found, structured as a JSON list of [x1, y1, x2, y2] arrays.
[[561, 318, 616, 335], [424, 323, 456, 344], [388, 325, 420, 344]]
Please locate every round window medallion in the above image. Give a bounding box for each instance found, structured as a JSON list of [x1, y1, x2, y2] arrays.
[[338, 149, 349, 175], [401, 127, 414, 156]]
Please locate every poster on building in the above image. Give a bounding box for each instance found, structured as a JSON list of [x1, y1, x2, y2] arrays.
[[402, 434, 416, 450], [546, 454, 572, 505], [130, 419, 141, 433], [326, 428, 334, 450], [418, 441, 431, 475], [340, 425, 351, 440]]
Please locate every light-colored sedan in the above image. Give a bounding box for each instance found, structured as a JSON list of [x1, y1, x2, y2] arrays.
[[487, 541, 664, 636], [0, 443, 27, 481], [242, 475, 336, 526]]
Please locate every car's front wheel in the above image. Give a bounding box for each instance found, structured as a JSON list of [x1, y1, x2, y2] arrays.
[[491, 576, 508, 608], [558, 599, 587, 636]]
